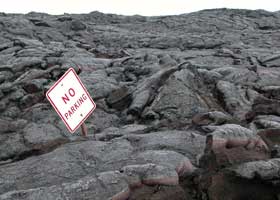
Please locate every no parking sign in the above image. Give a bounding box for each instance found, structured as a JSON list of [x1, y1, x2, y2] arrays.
[[46, 68, 96, 133]]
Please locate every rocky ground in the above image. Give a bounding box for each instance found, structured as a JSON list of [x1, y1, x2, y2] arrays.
[[0, 8, 280, 200]]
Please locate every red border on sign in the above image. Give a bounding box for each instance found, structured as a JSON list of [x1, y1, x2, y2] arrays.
[[46, 68, 96, 133]]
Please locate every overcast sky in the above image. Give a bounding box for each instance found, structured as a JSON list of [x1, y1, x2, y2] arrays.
[[0, 0, 279, 16]]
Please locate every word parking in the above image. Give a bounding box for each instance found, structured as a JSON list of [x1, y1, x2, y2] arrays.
[[63, 89, 88, 120]]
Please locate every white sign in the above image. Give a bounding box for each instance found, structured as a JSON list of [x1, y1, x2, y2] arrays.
[[46, 68, 96, 133]]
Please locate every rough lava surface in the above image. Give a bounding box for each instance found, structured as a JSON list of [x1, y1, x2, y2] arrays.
[[0, 8, 280, 200]]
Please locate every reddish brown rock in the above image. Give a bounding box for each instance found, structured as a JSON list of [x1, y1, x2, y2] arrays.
[[200, 135, 270, 170], [199, 124, 270, 170], [199, 171, 279, 200]]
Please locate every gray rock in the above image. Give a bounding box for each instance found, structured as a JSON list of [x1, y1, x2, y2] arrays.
[[0, 133, 28, 161], [70, 20, 87, 31], [0, 171, 128, 200], [134, 150, 196, 176], [121, 163, 178, 185], [192, 111, 234, 126], [125, 130, 205, 164], [0, 139, 133, 194], [0, 42, 13, 51], [8, 88, 26, 101], [22, 122, 66, 148], [260, 53, 280, 67], [206, 124, 257, 140], [11, 57, 42, 72], [0, 71, 13, 84], [106, 85, 132, 110], [19, 93, 44, 109], [86, 108, 121, 133], [146, 68, 209, 122], [216, 80, 259, 120], [0, 100, 8, 112], [257, 67, 280, 87], [260, 85, 280, 100], [0, 119, 28, 134], [80, 70, 118, 99], [251, 115, 280, 130], [23, 79, 48, 93], [97, 124, 151, 141], [228, 158, 280, 180], [1, 106, 21, 119], [128, 65, 181, 116]]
